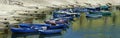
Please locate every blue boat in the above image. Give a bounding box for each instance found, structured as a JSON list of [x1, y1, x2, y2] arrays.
[[87, 7, 97, 11], [86, 14, 102, 18], [32, 24, 68, 29], [19, 23, 32, 28], [48, 24, 68, 29], [19, 23, 68, 29], [30, 25, 63, 35], [95, 7, 101, 11], [33, 23, 68, 29], [61, 17, 74, 21], [53, 13, 73, 18], [44, 18, 69, 24], [11, 27, 36, 33], [19, 23, 48, 28], [89, 11, 102, 15], [11, 26, 62, 35], [38, 29, 62, 35], [53, 14, 74, 21], [72, 7, 81, 13], [53, 8, 81, 18]]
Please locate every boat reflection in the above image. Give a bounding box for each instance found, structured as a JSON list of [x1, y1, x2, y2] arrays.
[[12, 33, 62, 38]]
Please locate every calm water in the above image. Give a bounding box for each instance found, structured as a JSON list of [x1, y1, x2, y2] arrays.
[[0, 10, 120, 38]]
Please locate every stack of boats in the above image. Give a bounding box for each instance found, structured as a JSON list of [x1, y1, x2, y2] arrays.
[[10, 4, 112, 35], [11, 10, 74, 35]]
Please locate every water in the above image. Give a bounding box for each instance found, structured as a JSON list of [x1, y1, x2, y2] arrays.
[[0, 10, 120, 38]]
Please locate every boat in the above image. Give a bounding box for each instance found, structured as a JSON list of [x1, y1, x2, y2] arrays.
[[89, 11, 112, 16], [54, 8, 81, 18], [19, 23, 68, 29], [53, 13, 73, 18], [30, 26, 62, 35], [19, 23, 32, 28], [89, 11, 102, 15], [86, 7, 97, 11], [47, 24, 68, 29], [44, 18, 69, 24], [31, 23, 68, 29], [38, 29, 62, 35], [54, 16, 74, 21], [33, 24, 68, 29], [101, 11, 112, 16], [100, 5, 110, 11], [11, 26, 62, 34], [86, 14, 102, 18], [19, 23, 49, 27], [11, 27, 36, 33], [53, 14, 74, 21]]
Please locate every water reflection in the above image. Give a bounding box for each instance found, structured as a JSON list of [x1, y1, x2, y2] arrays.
[[12, 33, 62, 38], [110, 13, 117, 38]]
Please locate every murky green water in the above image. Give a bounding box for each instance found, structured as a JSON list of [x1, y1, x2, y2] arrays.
[[0, 10, 120, 38]]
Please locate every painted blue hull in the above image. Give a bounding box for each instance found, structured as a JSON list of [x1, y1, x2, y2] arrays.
[[11, 28, 36, 33], [44, 18, 69, 24], [11, 27, 62, 35], [19, 23, 49, 28], [62, 17, 74, 21], [48, 24, 68, 29], [38, 29, 62, 35], [19, 23, 32, 28], [19, 23, 68, 29], [32, 24, 68, 29], [89, 11, 102, 15], [53, 14, 73, 18]]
